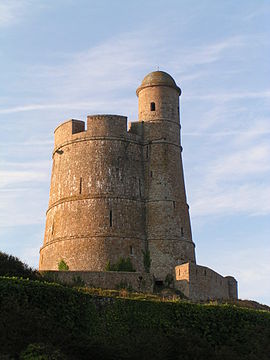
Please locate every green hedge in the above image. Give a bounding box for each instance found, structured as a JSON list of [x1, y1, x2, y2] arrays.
[[0, 277, 270, 359]]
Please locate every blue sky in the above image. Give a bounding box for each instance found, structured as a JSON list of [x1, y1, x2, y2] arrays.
[[0, 0, 269, 304]]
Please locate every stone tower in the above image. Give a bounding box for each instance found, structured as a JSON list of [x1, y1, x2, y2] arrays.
[[39, 70, 238, 301], [40, 71, 195, 280], [136, 71, 196, 280], [39, 115, 146, 272]]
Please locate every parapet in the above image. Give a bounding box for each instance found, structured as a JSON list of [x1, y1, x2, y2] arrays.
[[54, 115, 128, 150], [54, 119, 85, 149], [87, 114, 127, 138]]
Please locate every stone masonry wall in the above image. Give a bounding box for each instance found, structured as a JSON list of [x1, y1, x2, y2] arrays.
[[175, 262, 238, 301], [40, 271, 154, 293]]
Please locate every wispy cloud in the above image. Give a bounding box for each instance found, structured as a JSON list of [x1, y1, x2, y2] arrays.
[[0, 160, 50, 188], [0, 32, 253, 116], [0, 0, 33, 27], [186, 90, 270, 102]]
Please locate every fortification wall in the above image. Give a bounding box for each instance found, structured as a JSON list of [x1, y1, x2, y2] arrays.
[[40, 115, 146, 272], [175, 262, 238, 301], [40, 271, 153, 293]]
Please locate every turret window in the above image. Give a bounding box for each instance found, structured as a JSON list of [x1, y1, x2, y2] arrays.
[[181, 227, 184, 236], [109, 210, 112, 227], [130, 245, 133, 255], [150, 102, 155, 111]]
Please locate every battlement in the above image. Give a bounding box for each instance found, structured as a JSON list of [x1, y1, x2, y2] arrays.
[[87, 114, 127, 137], [54, 115, 130, 150], [175, 262, 238, 301]]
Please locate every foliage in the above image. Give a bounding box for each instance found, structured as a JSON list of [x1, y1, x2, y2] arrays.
[[115, 281, 133, 292], [72, 275, 85, 287], [20, 343, 64, 360], [164, 273, 174, 287], [0, 251, 39, 280], [105, 257, 135, 272], [58, 259, 69, 271], [142, 249, 151, 273], [1, 276, 270, 359]]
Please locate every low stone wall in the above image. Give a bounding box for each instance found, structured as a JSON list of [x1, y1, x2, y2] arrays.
[[175, 262, 238, 301], [40, 270, 154, 293]]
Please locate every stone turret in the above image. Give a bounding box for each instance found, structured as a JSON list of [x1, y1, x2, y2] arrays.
[[136, 71, 196, 280]]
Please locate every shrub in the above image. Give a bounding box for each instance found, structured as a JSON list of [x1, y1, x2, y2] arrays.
[[72, 275, 85, 287], [58, 259, 69, 271], [105, 257, 135, 272], [20, 343, 64, 360], [0, 251, 38, 280], [164, 273, 174, 287], [142, 249, 151, 273]]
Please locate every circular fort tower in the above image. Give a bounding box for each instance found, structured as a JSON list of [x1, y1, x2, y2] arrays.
[[40, 70, 196, 280], [39, 115, 146, 271], [136, 71, 196, 280]]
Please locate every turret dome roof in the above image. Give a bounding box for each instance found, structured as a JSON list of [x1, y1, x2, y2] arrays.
[[136, 71, 181, 95]]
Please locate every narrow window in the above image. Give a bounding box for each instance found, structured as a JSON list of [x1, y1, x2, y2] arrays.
[[179, 269, 181, 276], [79, 177, 82, 194], [146, 145, 149, 159], [150, 102, 155, 111], [173, 201, 176, 209], [181, 227, 184, 236], [204, 270, 207, 276], [51, 221, 54, 235], [150, 171, 153, 178], [139, 178, 142, 198], [109, 210, 112, 227], [130, 245, 133, 255]]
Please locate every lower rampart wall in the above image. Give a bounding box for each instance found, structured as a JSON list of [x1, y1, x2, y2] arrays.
[[40, 270, 153, 293], [175, 262, 238, 301]]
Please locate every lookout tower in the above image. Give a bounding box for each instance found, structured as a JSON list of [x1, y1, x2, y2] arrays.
[[136, 71, 196, 280]]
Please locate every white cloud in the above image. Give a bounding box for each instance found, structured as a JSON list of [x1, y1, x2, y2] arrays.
[[0, 0, 32, 27], [186, 90, 270, 102]]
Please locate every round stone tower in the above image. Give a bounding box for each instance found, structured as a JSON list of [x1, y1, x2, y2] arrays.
[[39, 115, 146, 272], [136, 71, 196, 280]]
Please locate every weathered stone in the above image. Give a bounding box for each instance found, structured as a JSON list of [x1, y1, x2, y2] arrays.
[[39, 70, 238, 301]]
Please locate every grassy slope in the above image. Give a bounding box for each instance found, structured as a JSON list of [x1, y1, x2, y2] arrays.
[[1, 277, 270, 360]]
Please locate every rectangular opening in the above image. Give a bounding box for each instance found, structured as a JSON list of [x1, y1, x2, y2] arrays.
[[173, 201, 176, 209], [150, 102, 155, 111], [146, 145, 149, 159], [109, 210, 112, 227], [150, 171, 153, 178], [130, 245, 133, 255], [181, 227, 184, 236], [79, 177, 82, 194], [139, 178, 142, 198]]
